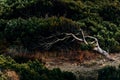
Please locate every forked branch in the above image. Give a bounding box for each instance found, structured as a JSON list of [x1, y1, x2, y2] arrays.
[[68, 30, 115, 61], [34, 29, 115, 60]]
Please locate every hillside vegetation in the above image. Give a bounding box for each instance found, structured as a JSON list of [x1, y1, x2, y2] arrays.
[[0, 0, 120, 53], [0, 55, 76, 80], [0, 0, 120, 80]]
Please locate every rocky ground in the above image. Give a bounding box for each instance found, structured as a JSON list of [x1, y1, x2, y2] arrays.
[[44, 53, 120, 80]]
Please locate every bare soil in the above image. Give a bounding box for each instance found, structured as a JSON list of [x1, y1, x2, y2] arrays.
[[43, 52, 120, 80]]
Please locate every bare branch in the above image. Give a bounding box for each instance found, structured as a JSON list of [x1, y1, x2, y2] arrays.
[[32, 28, 115, 61], [66, 33, 83, 42], [80, 29, 88, 44], [38, 36, 70, 50], [65, 30, 115, 61], [45, 33, 65, 39], [85, 36, 115, 61]]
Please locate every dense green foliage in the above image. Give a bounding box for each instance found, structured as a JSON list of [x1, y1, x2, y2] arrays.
[[0, 0, 120, 52], [0, 72, 9, 80], [0, 17, 82, 51], [0, 0, 120, 80], [98, 65, 120, 80], [0, 55, 76, 80]]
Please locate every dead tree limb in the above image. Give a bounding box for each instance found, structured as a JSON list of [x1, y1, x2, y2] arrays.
[[80, 29, 88, 44], [67, 32, 115, 61], [85, 36, 114, 61], [33, 29, 115, 60], [37, 36, 70, 50]]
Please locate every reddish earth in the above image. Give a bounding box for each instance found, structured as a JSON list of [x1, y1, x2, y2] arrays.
[[41, 51, 120, 80], [4, 50, 120, 80]]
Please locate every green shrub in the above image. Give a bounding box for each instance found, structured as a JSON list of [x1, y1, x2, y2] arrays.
[[1, 17, 81, 51], [79, 18, 120, 52], [0, 16, 120, 52], [0, 55, 76, 80], [0, 0, 120, 52], [0, 72, 8, 80], [99, 4, 120, 25], [98, 66, 120, 80], [0, 0, 86, 20], [79, 43, 93, 50]]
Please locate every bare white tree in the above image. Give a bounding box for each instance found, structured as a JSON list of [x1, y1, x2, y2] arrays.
[[66, 29, 115, 61], [34, 29, 115, 61]]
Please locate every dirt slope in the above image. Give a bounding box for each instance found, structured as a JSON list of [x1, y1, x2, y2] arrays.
[[44, 53, 120, 80]]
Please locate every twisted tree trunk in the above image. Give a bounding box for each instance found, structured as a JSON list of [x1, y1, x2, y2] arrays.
[[34, 29, 115, 61], [66, 30, 115, 61]]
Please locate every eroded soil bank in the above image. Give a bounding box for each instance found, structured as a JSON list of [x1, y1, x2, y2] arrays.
[[44, 53, 120, 80]]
